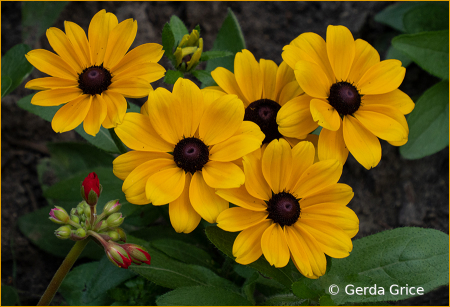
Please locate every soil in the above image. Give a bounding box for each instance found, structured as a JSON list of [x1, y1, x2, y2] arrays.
[[1, 1, 448, 306]]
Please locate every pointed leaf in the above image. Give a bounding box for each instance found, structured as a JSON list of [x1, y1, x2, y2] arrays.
[[1, 44, 33, 96]]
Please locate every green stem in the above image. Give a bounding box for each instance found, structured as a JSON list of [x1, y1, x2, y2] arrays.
[[37, 238, 90, 306], [108, 128, 128, 154]]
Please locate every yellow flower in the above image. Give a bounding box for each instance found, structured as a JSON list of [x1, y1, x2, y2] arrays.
[[216, 138, 359, 279], [282, 25, 415, 169], [25, 9, 166, 136], [113, 78, 264, 233], [207, 49, 318, 145]]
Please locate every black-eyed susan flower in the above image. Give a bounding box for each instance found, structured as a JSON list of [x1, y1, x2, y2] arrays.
[[216, 138, 359, 279], [112, 78, 264, 233], [282, 25, 415, 169], [25, 9, 165, 136], [207, 49, 318, 146]]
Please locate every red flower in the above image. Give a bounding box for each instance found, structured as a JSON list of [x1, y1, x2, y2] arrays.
[[81, 172, 101, 205], [122, 243, 151, 265]]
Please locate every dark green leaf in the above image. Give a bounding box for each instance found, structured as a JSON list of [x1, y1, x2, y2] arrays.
[[200, 50, 234, 62], [1, 76, 12, 98], [374, 2, 425, 32], [403, 3, 449, 34], [164, 70, 184, 84], [205, 8, 245, 77], [319, 295, 335, 306], [263, 293, 306, 306], [1, 285, 20, 306], [131, 225, 203, 245], [392, 30, 449, 79], [242, 272, 259, 304], [22, 1, 68, 43], [151, 239, 214, 268], [400, 81, 449, 159], [124, 205, 160, 227], [385, 45, 412, 67], [162, 22, 175, 63], [1, 44, 33, 96], [59, 256, 135, 306], [169, 15, 189, 46], [156, 286, 252, 306], [191, 70, 217, 88]]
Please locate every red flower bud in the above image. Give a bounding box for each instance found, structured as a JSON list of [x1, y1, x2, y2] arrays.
[[106, 243, 132, 269], [122, 243, 151, 265], [81, 172, 101, 206]]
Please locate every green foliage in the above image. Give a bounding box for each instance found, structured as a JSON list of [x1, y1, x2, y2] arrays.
[[200, 50, 234, 62], [400, 81, 449, 159], [1, 285, 20, 306], [162, 23, 176, 64], [169, 15, 189, 46], [109, 276, 168, 305], [1, 44, 33, 97], [151, 239, 214, 268], [163, 70, 184, 84], [403, 3, 449, 34], [156, 286, 253, 306], [191, 70, 216, 87], [374, 2, 425, 32]]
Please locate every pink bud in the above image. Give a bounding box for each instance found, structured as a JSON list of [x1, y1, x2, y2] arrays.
[[105, 243, 132, 269], [122, 243, 151, 265], [49, 206, 69, 224]]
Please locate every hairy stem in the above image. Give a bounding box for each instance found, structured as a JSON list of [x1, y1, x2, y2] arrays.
[[108, 128, 128, 154]]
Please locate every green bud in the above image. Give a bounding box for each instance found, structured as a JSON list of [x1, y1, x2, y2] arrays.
[[75, 228, 86, 238], [116, 227, 127, 242], [54, 226, 72, 239], [71, 215, 80, 224], [49, 206, 70, 224], [77, 201, 87, 215], [103, 199, 121, 216], [70, 208, 77, 216], [84, 205, 91, 217], [98, 221, 108, 231], [106, 213, 124, 228], [108, 231, 120, 241]]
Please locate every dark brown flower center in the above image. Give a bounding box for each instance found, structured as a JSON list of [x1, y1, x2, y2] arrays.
[[78, 65, 112, 95], [266, 192, 301, 227], [328, 81, 361, 115], [244, 99, 282, 144], [173, 137, 209, 174]]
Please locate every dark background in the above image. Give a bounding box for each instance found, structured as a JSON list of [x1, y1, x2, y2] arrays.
[[2, 1, 448, 305]]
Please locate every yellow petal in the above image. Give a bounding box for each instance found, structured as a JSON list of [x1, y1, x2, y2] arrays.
[[64, 21, 91, 68], [299, 183, 354, 208], [261, 223, 290, 268], [294, 61, 331, 99], [202, 161, 245, 189], [310, 99, 341, 131], [189, 172, 229, 223], [260, 59, 277, 101], [104, 19, 137, 69], [326, 25, 355, 82], [302, 203, 359, 238], [88, 10, 118, 65], [211, 67, 250, 106], [347, 39, 380, 84], [361, 89, 414, 115], [277, 95, 318, 139], [25, 77, 78, 90], [46, 27, 83, 73], [25, 49, 77, 80], [284, 225, 313, 278], [101, 90, 127, 128], [108, 77, 152, 98], [112, 62, 165, 84], [285, 141, 315, 192], [262, 139, 292, 194], [173, 78, 204, 138], [146, 165, 185, 206], [318, 124, 349, 165], [113, 151, 172, 180], [292, 159, 343, 198], [233, 220, 271, 265], [51, 94, 91, 133], [114, 112, 173, 152], [357, 60, 405, 95], [201, 87, 227, 108], [278, 80, 304, 107], [111, 43, 164, 74], [199, 94, 244, 145], [235, 49, 263, 103], [217, 207, 268, 232], [31, 87, 83, 106], [216, 185, 267, 211], [354, 105, 408, 143], [275, 61, 296, 102], [122, 158, 174, 205], [169, 173, 201, 233], [242, 151, 272, 201], [83, 94, 107, 136], [343, 115, 381, 169]]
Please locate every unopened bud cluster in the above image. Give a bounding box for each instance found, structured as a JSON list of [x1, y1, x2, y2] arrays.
[[173, 29, 203, 72], [48, 172, 150, 269]]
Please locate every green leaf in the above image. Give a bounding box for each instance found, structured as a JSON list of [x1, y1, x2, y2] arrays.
[[1, 44, 33, 96], [191, 70, 217, 88], [1, 76, 12, 98], [16, 94, 120, 153], [22, 1, 68, 43], [319, 295, 335, 306], [403, 3, 449, 34], [242, 272, 258, 304], [169, 15, 189, 46], [392, 30, 449, 79], [59, 256, 135, 306], [204, 8, 245, 80], [374, 2, 425, 32], [131, 225, 204, 245], [151, 239, 214, 268], [164, 70, 184, 84], [200, 50, 234, 62], [263, 293, 306, 306], [156, 286, 252, 306], [400, 81, 449, 159], [1, 285, 20, 306], [385, 45, 412, 67], [205, 226, 300, 288], [162, 22, 175, 63]]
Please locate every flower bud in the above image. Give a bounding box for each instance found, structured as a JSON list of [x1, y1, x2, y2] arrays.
[[70, 215, 80, 224], [102, 199, 121, 216], [49, 206, 70, 224], [173, 29, 203, 72], [108, 231, 120, 241], [81, 172, 101, 206], [97, 221, 108, 232], [105, 243, 132, 269], [116, 228, 127, 242], [70, 208, 78, 216], [75, 228, 86, 237], [106, 213, 124, 228], [84, 205, 91, 217], [77, 201, 87, 215], [54, 226, 72, 239], [122, 243, 151, 265]]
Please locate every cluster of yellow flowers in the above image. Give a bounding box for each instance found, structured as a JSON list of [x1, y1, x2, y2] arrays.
[[25, 10, 414, 279]]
